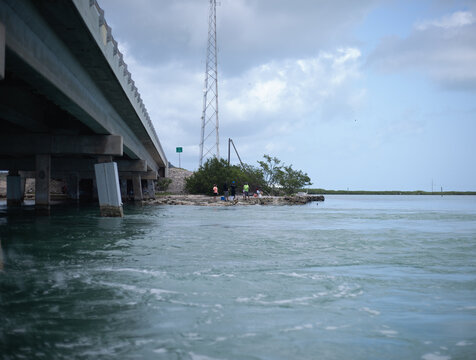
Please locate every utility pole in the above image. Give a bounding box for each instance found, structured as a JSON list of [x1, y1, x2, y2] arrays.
[[199, 0, 219, 168]]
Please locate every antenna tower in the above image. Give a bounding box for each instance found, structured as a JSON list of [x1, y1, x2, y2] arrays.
[[199, 0, 219, 167]]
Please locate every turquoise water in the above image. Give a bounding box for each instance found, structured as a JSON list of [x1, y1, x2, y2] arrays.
[[0, 195, 475, 359]]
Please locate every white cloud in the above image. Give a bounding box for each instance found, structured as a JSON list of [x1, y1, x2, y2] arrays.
[[368, 11, 476, 91], [99, 0, 379, 74], [415, 11, 474, 30], [222, 47, 363, 127]]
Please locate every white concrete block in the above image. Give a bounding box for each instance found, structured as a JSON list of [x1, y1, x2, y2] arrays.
[[94, 162, 123, 211]]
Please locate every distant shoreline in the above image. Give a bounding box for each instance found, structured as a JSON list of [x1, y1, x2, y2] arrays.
[[306, 189, 476, 196]]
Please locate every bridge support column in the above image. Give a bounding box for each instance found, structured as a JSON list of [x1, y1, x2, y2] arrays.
[[20, 175, 26, 201], [119, 179, 127, 200], [7, 170, 22, 206], [146, 180, 156, 200], [66, 173, 80, 200], [132, 174, 142, 201], [92, 178, 98, 200], [94, 162, 123, 217], [35, 154, 51, 215]]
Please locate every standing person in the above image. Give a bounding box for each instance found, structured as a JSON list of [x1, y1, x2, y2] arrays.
[[230, 181, 237, 200], [223, 182, 229, 201], [243, 183, 250, 200], [213, 184, 218, 201]]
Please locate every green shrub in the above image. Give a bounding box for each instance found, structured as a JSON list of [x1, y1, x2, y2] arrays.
[[185, 155, 312, 196], [185, 158, 245, 195], [157, 177, 172, 191]]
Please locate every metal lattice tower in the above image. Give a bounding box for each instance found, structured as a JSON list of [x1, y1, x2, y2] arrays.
[[199, 0, 219, 168]]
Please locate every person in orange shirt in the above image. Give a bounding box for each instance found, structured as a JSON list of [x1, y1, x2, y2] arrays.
[[213, 184, 218, 201]]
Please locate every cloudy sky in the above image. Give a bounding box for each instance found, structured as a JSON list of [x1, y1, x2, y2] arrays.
[[99, 0, 475, 191]]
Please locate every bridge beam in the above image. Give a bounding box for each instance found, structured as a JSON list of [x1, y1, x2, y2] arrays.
[[0, 134, 122, 156], [118, 171, 157, 180], [17, 170, 157, 181], [0, 157, 146, 173]]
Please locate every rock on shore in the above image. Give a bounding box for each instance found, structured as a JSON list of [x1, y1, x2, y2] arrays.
[[166, 168, 193, 194], [145, 194, 324, 206]]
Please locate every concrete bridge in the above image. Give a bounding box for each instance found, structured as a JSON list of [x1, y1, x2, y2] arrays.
[[0, 0, 168, 216]]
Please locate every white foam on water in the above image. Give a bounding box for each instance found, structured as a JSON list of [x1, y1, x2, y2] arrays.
[[271, 271, 336, 281], [99, 267, 166, 277], [237, 292, 329, 306], [153, 348, 167, 354], [189, 352, 224, 360], [170, 300, 216, 308], [135, 339, 155, 346], [283, 324, 314, 332], [259, 296, 314, 305], [97, 281, 147, 294], [215, 336, 227, 342], [150, 288, 179, 297], [456, 340, 472, 346], [359, 307, 381, 316], [238, 333, 257, 338], [185, 333, 202, 341], [325, 326, 338, 330], [208, 273, 235, 278], [421, 353, 451, 360], [236, 294, 266, 303], [333, 284, 363, 298], [380, 329, 398, 337]]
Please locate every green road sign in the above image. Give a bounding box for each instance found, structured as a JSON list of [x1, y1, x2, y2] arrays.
[[176, 147, 183, 153]]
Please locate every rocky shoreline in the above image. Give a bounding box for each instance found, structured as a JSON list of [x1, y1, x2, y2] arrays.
[[145, 194, 325, 206], [1, 171, 325, 206]]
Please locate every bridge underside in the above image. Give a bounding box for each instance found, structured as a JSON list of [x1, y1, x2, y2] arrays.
[[0, 0, 168, 216]]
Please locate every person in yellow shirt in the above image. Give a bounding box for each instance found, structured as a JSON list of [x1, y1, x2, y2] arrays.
[[243, 183, 250, 200]]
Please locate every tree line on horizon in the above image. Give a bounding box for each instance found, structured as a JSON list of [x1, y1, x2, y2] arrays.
[[306, 189, 476, 195]]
